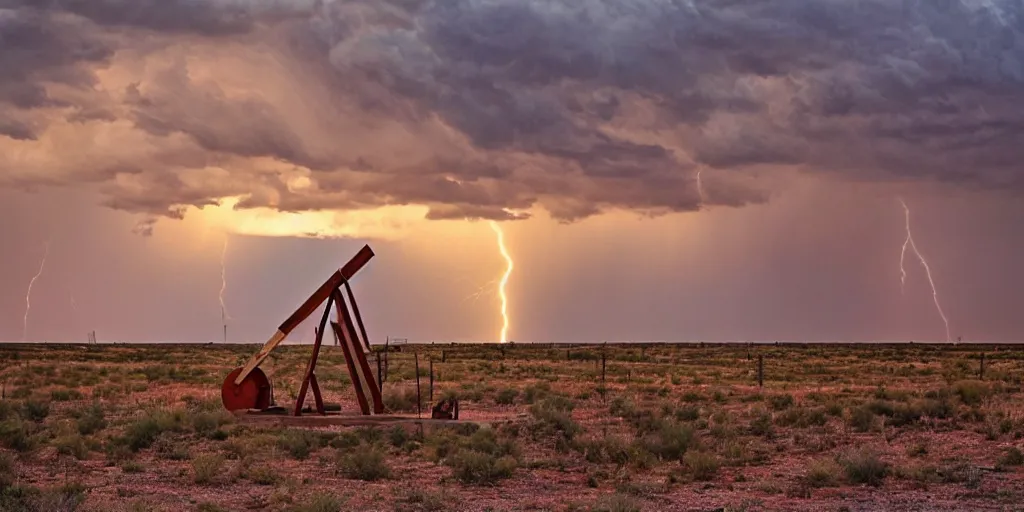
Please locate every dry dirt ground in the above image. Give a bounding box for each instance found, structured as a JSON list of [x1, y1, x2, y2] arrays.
[[2, 342, 1024, 512]]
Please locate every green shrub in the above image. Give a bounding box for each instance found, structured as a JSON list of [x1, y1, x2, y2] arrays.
[[642, 420, 696, 461], [192, 454, 224, 485], [804, 458, 842, 488], [122, 409, 186, 451], [529, 397, 580, 441], [684, 450, 719, 481], [998, 447, 1024, 468], [749, 409, 774, 437], [286, 493, 343, 512], [336, 444, 391, 481], [246, 465, 279, 485], [53, 434, 88, 460], [495, 388, 518, 405], [72, 402, 107, 435], [952, 380, 990, 407], [848, 405, 877, 433], [590, 493, 641, 512], [0, 419, 32, 451], [768, 394, 794, 411], [20, 399, 49, 422], [840, 448, 889, 486], [445, 449, 516, 485], [277, 430, 317, 460], [0, 452, 14, 489]]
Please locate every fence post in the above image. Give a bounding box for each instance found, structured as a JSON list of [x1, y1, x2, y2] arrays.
[[757, 355, 764, 388], [602, 351, 607, 383], [415, 352, 422, 419], [376, 352, 383, 393], [429, 358, 434, 403]]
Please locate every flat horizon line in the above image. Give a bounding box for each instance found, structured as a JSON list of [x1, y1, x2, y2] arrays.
[[1, 339, 1020, 345]]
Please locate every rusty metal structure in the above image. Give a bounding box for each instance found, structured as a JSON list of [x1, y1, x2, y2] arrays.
[[220, 245, 384, 416]]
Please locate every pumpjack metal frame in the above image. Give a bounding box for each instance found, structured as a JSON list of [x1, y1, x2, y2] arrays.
[[223, 245, 384, 416]]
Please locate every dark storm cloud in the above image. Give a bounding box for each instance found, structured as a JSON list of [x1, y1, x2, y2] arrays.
[[2, 0, 1024, 231], [320, 0, 1024, 187]]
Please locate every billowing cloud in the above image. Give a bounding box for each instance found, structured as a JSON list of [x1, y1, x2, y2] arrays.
[[1, 0, 1022, 237]]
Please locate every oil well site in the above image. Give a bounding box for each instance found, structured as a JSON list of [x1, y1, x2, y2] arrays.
[[2, 245, 1024, 512]]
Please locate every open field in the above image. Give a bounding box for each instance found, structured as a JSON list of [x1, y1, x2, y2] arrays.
[[1, 342, 1024, 511]]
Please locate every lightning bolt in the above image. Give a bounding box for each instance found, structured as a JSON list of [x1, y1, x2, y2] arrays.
[[23, 241, 50, 341], [898, 198, 951, 342], [696, 169, 708, 204], [489, 221, 513, 344], [220, 236, 230, 342]]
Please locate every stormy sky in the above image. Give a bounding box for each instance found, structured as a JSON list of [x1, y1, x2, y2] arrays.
[[2, 0, 1024, 343]]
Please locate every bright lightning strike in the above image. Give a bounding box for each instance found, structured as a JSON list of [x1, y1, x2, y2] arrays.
[[898, 198, 951, 342], [23, 241, 50, 341], [489, 221, 514, 344]]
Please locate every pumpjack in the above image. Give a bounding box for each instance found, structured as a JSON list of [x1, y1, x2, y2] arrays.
[[220, 245, 385, 416]]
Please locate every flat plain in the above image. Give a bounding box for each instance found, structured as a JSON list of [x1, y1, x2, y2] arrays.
[[1, 342, 1023, 512]]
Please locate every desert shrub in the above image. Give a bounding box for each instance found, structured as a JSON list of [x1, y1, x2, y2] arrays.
[[919, 398, 954, 419], [495, 388, 518, 405], [192, 454, 224, 485], [121, 409, 186, 451], [768, 394, 794, 411], [328, 430, 362, 450], [579, 436, 631, 465], [287, 493, 343, 512], [776, 407, 827, 428], [278, 429, 318, 460], [0, 419, 33, 452], [522, 382, 551, 404], [529, 397, 580, 441], [53, 434, 88, 460], [445, 450, 516, 485], [804, 458, 842, 488], [20, 399, 49, 422], [748, 408, 774, 437], [384, 388, 421, 413], [71, 402, 107, 435], [674, 405, 700, 422], [840, 448, 889, 486], [590, 493, 641, 512], [389, 425, 409, 448], [153, 434, 190, 460], [0, 452, 14, 489], [940, 460, 983, 488], [465, 428, 518, 458], [0, 401, 16, 421], [684, 450, 719, 481], [952, 380, 990, 406], [642, 420, 696, 461], [191, 410, 231, 438], [49, 388, 84, 402], [246, 464, 279, 485], [848, 405, 877, 433], [824, 401, 844, 417], [998, 447, 1024, 468], [397, 488, 447, 512], [336, 444, 391, 481]]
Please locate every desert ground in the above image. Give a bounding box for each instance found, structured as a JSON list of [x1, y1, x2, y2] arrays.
[[1, 342, 1023, 512]]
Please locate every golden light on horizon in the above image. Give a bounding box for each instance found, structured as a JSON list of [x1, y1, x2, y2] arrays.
[[489, 220, 514, 344], [195, 196, 432, 241]]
